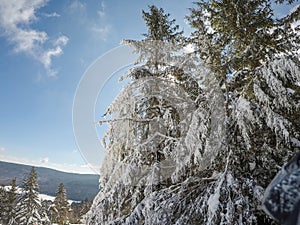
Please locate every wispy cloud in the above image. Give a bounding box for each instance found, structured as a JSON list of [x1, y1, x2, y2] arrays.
[[97, 1, 106, 18], [91, 1, 111, 41], [80, 163, 100, 174], [68, 0, 111, 41], [40, 157, 49, 164], [41, 36, 69, 76], [69, 0, 86, 15], [42, 12, 60, 18], [0, 147, 5, 152], [91, 25, 111, 41], [0, 0, 68, 76]]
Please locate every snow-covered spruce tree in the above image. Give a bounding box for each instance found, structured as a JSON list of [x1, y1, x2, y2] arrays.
[[50, 183, 72, 225], [1, 178, 18, 225], [39, 203, 51, 225], [71, 199, 93, 223], [186, 0, 300, 224], [15, 167, 44, 225], [86, 5, 208, 225], [0, 184, 8, 224]]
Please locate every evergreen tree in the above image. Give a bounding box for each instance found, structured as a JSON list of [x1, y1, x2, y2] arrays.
[[184, 0, 300, 224], [142, 5, 183, 42], [0, 184, 8, 224], [15, 167, 43, 225], [71, 199, 92, 223], [41, 211, 51, 225], [121, 4, 193, 192], [40, 200, 52, 225], [86, 5, 202, 224], [86, 2, 300, 225], [51, 183, 71, 225], [2, 178, 18, 225], [124, 5, 185, 73], [188, 0, 299, 79]]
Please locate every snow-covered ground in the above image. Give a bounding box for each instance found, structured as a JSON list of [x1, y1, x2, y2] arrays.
[[4, 185, 78, 204], [39, 193, 78, 204]]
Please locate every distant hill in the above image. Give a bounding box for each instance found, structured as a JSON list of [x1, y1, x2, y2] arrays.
[[0, 161, 99, 201]]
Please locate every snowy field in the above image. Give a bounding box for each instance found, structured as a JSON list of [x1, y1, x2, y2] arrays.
[[4, 185, 77, 204], [39, 193, 78, 204]]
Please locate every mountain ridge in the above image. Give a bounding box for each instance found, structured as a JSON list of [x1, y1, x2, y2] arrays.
[[0, 160, 99, 201]]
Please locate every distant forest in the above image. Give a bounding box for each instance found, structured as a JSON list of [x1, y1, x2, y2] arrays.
[[0, 160, 99, 201]]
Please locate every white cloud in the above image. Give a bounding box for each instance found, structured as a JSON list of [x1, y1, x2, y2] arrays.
[[91, 25, 111, 41], [97, 1, 106, 18], [0, 147, 5, 152], [12, 29, 48, 53], [42, 35, 69, 76], [90, 1, 111, 41], [40, 157, 49, 164], [0, 0, 45, 27], [69, 0, 86, 15], [54, 35, 69, 46], [0, 0, 69, 76], [80, 163, 100, 174], [42, 12, 60, 18]]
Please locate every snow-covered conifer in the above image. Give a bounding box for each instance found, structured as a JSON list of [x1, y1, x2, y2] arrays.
[[50, 183, 71, 225], [2, 178, 18, 225], [86, 5, 203, 225], [0, 184, 8, 224], [185, 0, 300, 224], [15, 167, 43, 225], [86, 1, 300, 224]]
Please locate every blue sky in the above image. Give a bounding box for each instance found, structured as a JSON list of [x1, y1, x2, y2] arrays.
[[0, 0, 298, 174]]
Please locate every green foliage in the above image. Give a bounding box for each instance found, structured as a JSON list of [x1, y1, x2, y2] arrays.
[[0, 184, 8, 224], [124, 5, 184, 73], [16, 167, 43, 225], [71, 199, 93, 223], [3, 178, 18, 225], [188, 0, 297, 80], [88, 5, 203, 224], [0, 161, 99, 201], [142, 5, 183, 42], [23, 167, 39, 191], [88, 2, 300, 225], [50, 183, 72, 225], [186, 1, 300, 224]]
